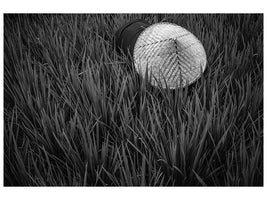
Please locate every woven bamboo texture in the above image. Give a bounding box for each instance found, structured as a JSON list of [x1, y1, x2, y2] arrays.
[[133, 22, 207, 88]]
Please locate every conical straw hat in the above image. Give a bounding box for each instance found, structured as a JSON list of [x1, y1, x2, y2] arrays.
[[133, 22, 207, 89]]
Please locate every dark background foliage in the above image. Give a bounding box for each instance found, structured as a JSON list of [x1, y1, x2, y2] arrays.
[[4, 14, 263, 186]]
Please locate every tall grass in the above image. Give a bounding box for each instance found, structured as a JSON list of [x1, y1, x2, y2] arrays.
[[4, 14, 263, 186]]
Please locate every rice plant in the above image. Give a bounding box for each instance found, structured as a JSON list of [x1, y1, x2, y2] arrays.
[[4, 14, 263, 186]]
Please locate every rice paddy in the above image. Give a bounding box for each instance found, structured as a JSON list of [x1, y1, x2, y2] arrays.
[[4, 14, 263, 186]]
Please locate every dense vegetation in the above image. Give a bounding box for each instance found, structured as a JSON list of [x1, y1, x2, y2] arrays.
[[4, 14, 263, 186]]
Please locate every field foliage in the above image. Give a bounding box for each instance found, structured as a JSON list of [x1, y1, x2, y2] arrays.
[[4, 14, 263, 186]]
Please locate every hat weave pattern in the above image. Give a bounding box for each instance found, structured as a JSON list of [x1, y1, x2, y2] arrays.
[[133, 23, 207, 88]]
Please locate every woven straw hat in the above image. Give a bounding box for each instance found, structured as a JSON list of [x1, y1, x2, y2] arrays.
[[115, 21, 207, 89]]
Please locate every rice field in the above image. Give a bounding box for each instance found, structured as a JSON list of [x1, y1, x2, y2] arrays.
[[4, 14, 263, 186]]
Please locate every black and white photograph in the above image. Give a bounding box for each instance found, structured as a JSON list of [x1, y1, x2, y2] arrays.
[[1, 3, 266, 200], [3, 13, 263, 187]]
